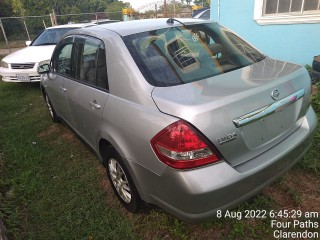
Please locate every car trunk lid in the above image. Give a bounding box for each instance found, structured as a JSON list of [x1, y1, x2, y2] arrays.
[[151, 58, 311, 167]]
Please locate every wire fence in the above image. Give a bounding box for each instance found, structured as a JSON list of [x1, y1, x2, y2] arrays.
[[134, 0, 192, 19], [0, 16, 52, 47], [0, 1, 194, 55], [0, 11, 121, 54]]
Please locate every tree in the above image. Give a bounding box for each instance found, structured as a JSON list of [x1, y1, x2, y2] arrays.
[[0, 0, 14, 17], [158, 1, 185, 17], [194, 0, 210, 7], [9, 0, 115, 16], [143, 9, 157, 19], [105, 1, 131, 21], [11, 0, 52, 16]]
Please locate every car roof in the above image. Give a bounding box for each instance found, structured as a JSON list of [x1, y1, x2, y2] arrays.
[[89, 18, 212, 36], [46, 22, 95, 30]]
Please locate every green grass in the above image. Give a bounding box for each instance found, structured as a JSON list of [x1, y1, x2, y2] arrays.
[[296, 83, 320, 174], [0, 83, 135, 239], [0, 81, 319, 239]]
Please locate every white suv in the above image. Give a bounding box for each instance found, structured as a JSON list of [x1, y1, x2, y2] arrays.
[[0, 23, 92, 82]]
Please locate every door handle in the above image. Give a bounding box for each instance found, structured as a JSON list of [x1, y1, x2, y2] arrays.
[[89, 100, 101, 110], [60, 87, 67, 93]]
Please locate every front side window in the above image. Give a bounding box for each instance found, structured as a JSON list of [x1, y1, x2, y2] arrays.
[[52, 37, 74, 77], [124, 23, 265, 87]]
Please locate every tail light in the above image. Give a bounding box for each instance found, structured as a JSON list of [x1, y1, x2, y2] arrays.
[[151, 120, 222, 169]]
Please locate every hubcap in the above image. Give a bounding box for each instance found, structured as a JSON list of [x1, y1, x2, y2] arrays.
[[45, 95, 54, 119], [108, 158, 132, 203]]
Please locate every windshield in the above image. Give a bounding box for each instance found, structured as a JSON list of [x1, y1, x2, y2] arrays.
[[124, 22, 265, 87], [31, 28, 78, 46]]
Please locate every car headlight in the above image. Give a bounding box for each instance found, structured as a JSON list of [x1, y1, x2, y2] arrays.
[[0, 61, 9, 68]]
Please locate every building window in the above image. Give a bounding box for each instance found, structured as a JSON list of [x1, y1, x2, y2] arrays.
[[254, 0, 320, 25], [264, 0, 320, 15]]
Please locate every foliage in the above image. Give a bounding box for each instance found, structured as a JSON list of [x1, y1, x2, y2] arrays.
[[180, 0, 192, 5], [158, 1, 185, 14], [164, 1, 185, 11], [306, 64, 320, 84], [296, 84, 320, 175], [0, 0, 14, 17], [312, 83, 320, 112], [9, 0, 117, 16], [194, 0, 210, 7], [105, 1, 130, 21]]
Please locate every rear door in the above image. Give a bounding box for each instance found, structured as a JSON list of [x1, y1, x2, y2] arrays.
[[67, 35, 109, 149]]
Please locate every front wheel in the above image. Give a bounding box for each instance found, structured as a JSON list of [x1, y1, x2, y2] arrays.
[[105, 148, 141, 212]]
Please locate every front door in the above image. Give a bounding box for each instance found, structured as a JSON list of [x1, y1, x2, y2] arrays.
[[45, 36, 75, 127]]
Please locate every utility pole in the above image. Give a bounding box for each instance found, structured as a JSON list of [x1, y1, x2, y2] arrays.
[[50, 9, 58, 26], [164, 0, 167, 17], [0, 19, 11, 52]]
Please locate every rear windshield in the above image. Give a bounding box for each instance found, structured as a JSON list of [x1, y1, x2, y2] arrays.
[[31, 28, 78, 46], [124, 22, 265, 87]]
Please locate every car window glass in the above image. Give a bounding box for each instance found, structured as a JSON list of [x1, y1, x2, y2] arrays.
[[31, 28, 77, 46], [76, 37, 108, 90], [79, 43, 98, 84], [200, 10, 210, 19], [53, 40, 74, 77], [124, 23, 265, 87]]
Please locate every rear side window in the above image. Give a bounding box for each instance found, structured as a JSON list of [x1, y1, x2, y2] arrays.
[[74, 37, 108, 90], [200, 10, 210, 19], [124, 22, 265, 87]]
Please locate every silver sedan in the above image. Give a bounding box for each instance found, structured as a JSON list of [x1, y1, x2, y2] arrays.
[[38, 18, 317, 223]]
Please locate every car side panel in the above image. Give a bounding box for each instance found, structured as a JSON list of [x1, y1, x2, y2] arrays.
[[43, 73, 75, 127], [93, 30, 181, 177], [98, 94, 177, 177], [68, 80, 108, 149], [126, 106, 317, 223], [84, 29, 156, 107]]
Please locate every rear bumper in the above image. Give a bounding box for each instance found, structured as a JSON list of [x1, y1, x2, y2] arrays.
[[129, 106, 317, 223]]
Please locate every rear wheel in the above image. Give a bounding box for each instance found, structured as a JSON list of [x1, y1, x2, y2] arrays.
[[44, 93, 59, 123], [105, 148, 141, 212]]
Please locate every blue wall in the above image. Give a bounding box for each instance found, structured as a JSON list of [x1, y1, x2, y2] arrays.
[[211, 0, 320, 66]]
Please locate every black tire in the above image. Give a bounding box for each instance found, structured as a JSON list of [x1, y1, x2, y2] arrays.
[[44, 93, 60, 123], [104, 147, 141, 213]]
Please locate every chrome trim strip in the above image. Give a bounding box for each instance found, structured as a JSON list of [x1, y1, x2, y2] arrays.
[[233, 89, 305, 128]]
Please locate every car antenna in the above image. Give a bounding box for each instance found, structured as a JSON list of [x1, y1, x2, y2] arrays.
[[166, 18, 186, 26]]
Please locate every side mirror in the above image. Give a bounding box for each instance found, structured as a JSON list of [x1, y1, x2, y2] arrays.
[[38, 62, 50, 74], [26, 40, 31, 46]]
